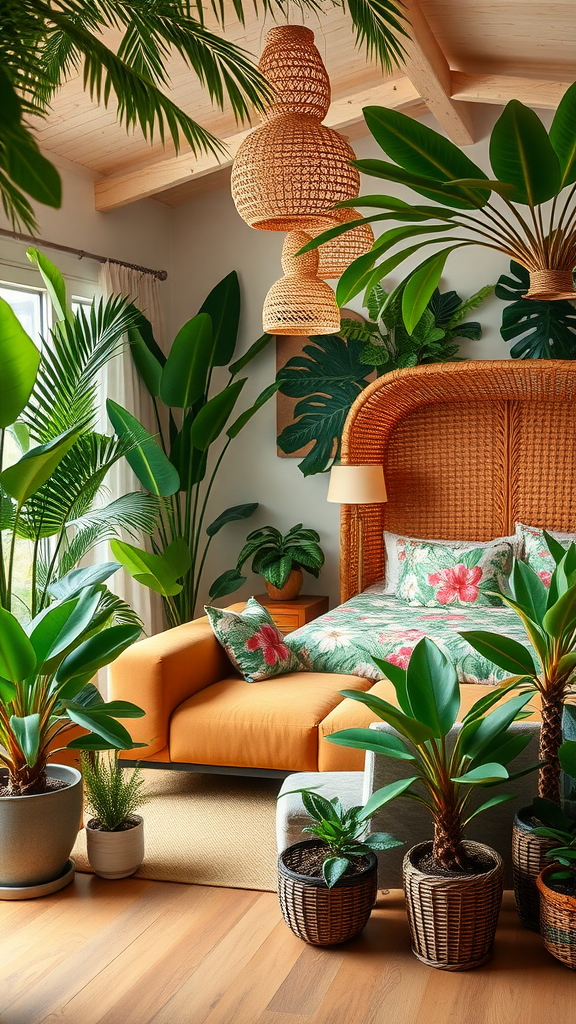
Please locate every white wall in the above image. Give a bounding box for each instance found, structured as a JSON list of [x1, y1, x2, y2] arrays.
[[169, 102, 539, 608]]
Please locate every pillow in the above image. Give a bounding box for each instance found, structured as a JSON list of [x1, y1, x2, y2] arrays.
[[397, 539, 513, 608], [204, 597, 302, 682], [515, 522, 576, 587], [382, 529, 523, 596]]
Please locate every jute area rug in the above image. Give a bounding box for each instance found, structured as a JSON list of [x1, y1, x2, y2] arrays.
[[72, 769, 281, 892]]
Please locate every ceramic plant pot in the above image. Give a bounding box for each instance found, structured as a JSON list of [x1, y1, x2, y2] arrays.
[[278, 838, 377, 945], [86, 815, 144, 879], [537, 865, 576, 969], [512, 807, 556, 931], [0, 764, 82, 890], [265, 568, 303, 601], [403, 840, 504, 971]]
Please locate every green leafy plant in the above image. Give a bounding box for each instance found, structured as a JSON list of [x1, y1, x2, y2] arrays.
[[81, 750, 149, 831], [302, 85, 576, 332], [108, 272, 280, 626], [0, 0, 409, 231], [495, 261, 576, 359], [279, 784, 403, 886], [462, 540, 576, 805], [236, 524, 324, 590], [327, 637, 539, 870], [0, 249, 160, 621], [277, 282, 490, 476], [530, 740, 576, 885]]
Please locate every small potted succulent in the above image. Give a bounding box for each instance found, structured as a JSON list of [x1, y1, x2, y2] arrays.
[[82, 752, 148, 879], [461, 540, 576, 929], [236, 524, 324, 601], [277, 784, 403, 945], [534, 740, 576, 969], [327, 637, 539, 970]]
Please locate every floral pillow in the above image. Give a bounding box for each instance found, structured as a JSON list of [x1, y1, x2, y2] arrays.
[[515, 522, 576, 587], [382, 529, 523, 596], [397, 539, 513, 608], [204, 597, 302, 682]]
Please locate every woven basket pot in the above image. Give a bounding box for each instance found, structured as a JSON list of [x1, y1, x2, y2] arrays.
[[278, 839, 377, 945], [265, 568, 303, 601], [523, 269, 576, 301], [403, 841, 504, 971], [512, 807, 556, 931], [537, 865, 576, 969]]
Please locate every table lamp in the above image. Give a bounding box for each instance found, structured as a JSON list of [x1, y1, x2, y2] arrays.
[[327, 464, 387, 592]]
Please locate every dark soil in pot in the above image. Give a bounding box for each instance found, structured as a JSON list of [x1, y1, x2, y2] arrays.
[[87, 815, 141, 833], [414, 846, 497, 878], [0, 777, 68, 798], [286, 843, 370, 881]]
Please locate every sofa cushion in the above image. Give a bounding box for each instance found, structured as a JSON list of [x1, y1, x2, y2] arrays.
[[318, 680, 542, 772], [205, 597, 302, 682], [169, 672, 371, 771]]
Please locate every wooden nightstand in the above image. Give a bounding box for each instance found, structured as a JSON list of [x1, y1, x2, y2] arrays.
[[255, 594, 329, 634]]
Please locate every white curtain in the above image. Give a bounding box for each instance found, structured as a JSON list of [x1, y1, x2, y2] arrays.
[[97, 261, 166, 637]]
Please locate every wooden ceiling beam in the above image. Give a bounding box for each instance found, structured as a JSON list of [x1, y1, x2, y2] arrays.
[[94, 77, 421, 212], [398, 0, 476, 146], [451, 72, 572, 109]]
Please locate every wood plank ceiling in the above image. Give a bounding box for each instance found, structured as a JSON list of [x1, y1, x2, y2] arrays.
[[32, 0, 576, 211]]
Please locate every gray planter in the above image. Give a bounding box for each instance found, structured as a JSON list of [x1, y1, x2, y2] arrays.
[[0, 764, 82, 888]]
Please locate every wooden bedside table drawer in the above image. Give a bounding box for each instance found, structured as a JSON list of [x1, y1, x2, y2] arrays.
[[270, 612, 302, 634], [255, 594, 329, 633]]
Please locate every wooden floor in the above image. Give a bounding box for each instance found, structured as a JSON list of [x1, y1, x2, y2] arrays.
[[1, 876, 574, 1024]]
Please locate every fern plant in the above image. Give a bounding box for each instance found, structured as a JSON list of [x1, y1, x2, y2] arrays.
[[81, 751, 149, 831]]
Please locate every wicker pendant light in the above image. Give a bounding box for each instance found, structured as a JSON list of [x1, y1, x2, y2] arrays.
[[263, 231, 341, 335], [313, 208, 375, 280], [231, 25, 360, 231]]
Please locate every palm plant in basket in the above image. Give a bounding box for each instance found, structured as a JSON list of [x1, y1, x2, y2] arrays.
[[302, 83, 576, 329], [236, 524, 324, 600], [326, 637, 539, 969], [461, 542, 576, 928]]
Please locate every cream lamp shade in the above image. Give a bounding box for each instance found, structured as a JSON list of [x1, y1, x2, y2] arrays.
[[327, 464, 387, 505]]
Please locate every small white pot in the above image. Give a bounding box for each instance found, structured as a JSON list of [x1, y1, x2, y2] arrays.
[[86, 815, 144, 879]]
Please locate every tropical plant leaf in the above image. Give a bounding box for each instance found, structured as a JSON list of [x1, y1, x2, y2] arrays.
[[0, 296, 40, 428], [107, 400, 180, 496], [199, 270, 241, 367], [206, 503, 259, 538], [550, 81, 576, 188], [490, 100, 561, 206], [495, 261, 576, 359], [208, 569, 246, 600], [159, 313, 214, 409]]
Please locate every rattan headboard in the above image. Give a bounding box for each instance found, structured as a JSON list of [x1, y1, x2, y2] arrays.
[[339, 360, 576, 602]]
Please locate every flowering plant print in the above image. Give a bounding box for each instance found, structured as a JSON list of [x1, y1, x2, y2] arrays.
[[285, 585, 533, 685], [397, 540, 513, 608], [205, 598, 301, 682], [516, 523, 575, 588]]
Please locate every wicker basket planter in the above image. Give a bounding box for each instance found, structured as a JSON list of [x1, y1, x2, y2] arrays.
[[403, 841, 504, 971], [537, 865, 576, 969], [512, 807, 556, 931], [278, 839, 377, 945]]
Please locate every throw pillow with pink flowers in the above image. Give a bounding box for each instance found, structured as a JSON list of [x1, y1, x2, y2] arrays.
[[515, 522, 576, 587], [397, 539, 513, 608], [205, 597, 302, 682]]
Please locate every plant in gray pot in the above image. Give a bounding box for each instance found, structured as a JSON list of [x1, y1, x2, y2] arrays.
[[236, 524, 324, 601], [82, 752, 148, 879], [277, 784, 403, 945], [0, 580, 145, 898], [327, 638, 540, 970]]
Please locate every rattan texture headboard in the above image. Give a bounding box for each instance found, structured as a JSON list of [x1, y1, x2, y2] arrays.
[[339, 360, 576, 602]]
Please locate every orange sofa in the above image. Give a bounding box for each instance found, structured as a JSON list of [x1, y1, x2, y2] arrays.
[[110, 611, 541, 776]]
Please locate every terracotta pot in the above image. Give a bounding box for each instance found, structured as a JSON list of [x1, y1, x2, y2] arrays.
[[537, 865, 576, 969], [403, 840, 504, 971], [86, 815, 144, 879], [278, 838, 377, 945], [512, 807, 556, 931], [265, 567, 303, 601], [0, 764, 82, 890]]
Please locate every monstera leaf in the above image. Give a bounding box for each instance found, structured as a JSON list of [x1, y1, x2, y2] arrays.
[[276, 335, 372, 476], [496, 261, 576, 358]]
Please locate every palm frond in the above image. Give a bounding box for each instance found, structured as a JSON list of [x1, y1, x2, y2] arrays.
[[96, 586, 144, 630], [343, 0, 408, 71], [68, 491, 162, 538]]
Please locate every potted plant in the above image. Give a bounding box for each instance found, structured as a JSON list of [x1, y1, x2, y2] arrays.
[[277, 784, 403, 945], [461, 542, 576, 929], [81, 752, 148, 879], [534, 741, 576, 969], [236, 524, 324, 601], [327, 637, 539, 970], [302, 83, 576, 327]]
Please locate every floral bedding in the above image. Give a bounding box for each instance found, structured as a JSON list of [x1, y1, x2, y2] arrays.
[[285, 584, 531, 685]]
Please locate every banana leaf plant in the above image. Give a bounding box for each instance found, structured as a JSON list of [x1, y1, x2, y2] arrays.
[[0, 248, 160, 622], [461, 540, 576, 805], [302, 83, 576, 331], [108, 272, 279, 626], [326, 637, 539, 870]]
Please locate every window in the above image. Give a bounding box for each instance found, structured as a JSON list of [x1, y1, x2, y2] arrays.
[[0, 281, 48, 345]]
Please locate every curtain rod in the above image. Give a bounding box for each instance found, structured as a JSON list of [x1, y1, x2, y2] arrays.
[[0, 227, 168, 281]]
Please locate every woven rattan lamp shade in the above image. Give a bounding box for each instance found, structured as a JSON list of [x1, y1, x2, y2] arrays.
[[258, 26, 331, 121], [231, 115, 360, 231], [263, 231, 340, 335], [314, 208, 375, 279]]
